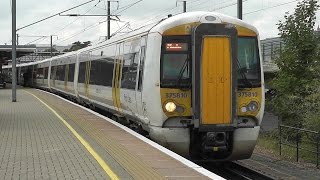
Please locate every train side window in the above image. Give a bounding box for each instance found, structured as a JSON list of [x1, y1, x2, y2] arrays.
[[90, 58, 114, 87], [56, 65, 65, 81], [138, 46, 145, 91], [121, 53, 137, 90], [105, 57, 115, 86], [78, 62, 86, 83], [50, 66, 57, 81], [37, 68, 44, 79], [55, 65, 60, 80], [64, 64, 69, 82], [89, 61, 96, 84], [44, 67, 48, 79], [90, 61, 98, 85], [68, 64, 75, 82], [133, 52, 139, 86]]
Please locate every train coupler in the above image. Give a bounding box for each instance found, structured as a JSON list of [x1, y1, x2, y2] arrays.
[[202, 132, 228, 152]]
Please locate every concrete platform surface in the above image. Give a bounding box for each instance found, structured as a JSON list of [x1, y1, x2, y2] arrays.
[[0, 88, 221, 180]]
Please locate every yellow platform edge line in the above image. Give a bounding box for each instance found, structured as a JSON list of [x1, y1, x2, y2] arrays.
[[25, 90, 120, 180]]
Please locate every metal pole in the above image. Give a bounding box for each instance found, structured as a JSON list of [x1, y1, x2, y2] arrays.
[[16, 34, 19, 45], [271, 42, 273, 61], [183, 1, 186, 13], [237, 0, 242, 20], [107, 1, 110, 40], [296, 129, 299, 162], [262, 44, 265, 62], [317, 133, 319, 169], [50, 35, 53, 58], [12, 0, 17, 102], [279, 125, 282, 156]]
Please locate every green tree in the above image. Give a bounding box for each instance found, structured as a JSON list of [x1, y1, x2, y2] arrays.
[[43, 47, 58, 52], [68, 41, 91, 52], [270, 0, 320, 128]]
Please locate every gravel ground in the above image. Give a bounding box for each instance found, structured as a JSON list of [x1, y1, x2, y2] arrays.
[[238, 146, 320, 180], [256, 111, 320, 179]]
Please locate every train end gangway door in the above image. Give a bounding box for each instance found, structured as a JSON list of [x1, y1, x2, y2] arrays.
[[192, 23, 238, 130]]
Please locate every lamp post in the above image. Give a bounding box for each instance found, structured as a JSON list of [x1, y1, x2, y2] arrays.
[[237, 0, 243, 20], [12, 0, 17, 102]]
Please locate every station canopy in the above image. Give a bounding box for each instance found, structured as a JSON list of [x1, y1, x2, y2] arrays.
[[0, 45, 36, 70]]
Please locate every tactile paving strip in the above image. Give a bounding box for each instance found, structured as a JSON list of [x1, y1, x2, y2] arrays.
[[29, 89, 166, 180]]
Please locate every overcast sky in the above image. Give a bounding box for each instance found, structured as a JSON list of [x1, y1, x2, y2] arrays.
[[0, 0, 319, 46]]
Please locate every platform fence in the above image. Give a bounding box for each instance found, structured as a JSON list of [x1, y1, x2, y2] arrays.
[[279, 125, 319, 169]]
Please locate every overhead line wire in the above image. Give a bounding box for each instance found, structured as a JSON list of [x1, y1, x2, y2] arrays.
[[17, 0, 98, 31], [209, 0, 248, 11], [188, 0, 216, 11], [25, 36, 48, 45], [244, 0, 300, 15], [55, 16, 107, 43], [52, 0, 102, 35], [188, 0, 231, 11], [55, 0, 137, 43], [22, 0, 102, 45], [57, 0, 174, 42], [54, 1, 124, 44], [131, 0, 249, 30], [128, 5, 181, 29], [113, 0, 143, 14], [130, 0, 243, 29]]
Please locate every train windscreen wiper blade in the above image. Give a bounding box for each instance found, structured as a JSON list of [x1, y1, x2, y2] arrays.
[[237, 59, 253, 88], [176, 58, 189, 88]]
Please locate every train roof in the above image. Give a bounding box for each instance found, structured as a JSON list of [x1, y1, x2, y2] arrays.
[[3, 11, 260, 68], [150, 11, 259, 35], [50, 51, 77, 61], [79, 11, 259, 53]]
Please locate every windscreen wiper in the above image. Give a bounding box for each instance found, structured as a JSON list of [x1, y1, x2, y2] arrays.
[[237, 59, 253, 88], [176, 57, 189, 89]]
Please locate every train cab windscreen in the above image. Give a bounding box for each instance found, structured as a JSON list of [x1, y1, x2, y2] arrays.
[[161, 36, 261, 88], [237, 37, 261, 88], [160, 36, 191, 88]]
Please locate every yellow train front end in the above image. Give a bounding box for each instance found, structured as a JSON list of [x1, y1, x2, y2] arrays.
[[159, 14, 264, 160]]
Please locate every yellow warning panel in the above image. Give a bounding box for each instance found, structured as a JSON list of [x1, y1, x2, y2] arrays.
[[112, 58, 122, 112], [201, 36, 231, 125]]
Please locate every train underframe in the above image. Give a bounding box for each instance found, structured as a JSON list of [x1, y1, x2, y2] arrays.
[[148, 124, 260, 161]]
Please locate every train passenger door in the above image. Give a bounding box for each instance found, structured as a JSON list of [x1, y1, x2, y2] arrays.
[[112, 43, 123, 113], [135, 36, 147, 122], [119, 40, 140, 117], [192, 24, 238, 129]]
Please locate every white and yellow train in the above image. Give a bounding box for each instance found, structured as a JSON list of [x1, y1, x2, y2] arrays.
[[3, 11, 265, 160]]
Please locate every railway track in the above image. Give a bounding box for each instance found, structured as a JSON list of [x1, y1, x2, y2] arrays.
[[198, 161, 275, 180]]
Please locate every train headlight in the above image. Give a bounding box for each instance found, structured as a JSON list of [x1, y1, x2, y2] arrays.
[[241, 106, 247, 113], [247, 101, 259, 112], [165, 102, 176, 112]]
